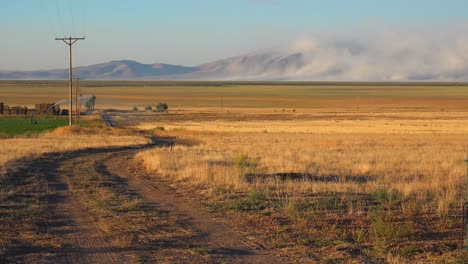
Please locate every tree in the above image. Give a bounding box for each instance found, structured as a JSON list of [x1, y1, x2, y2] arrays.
[[156, 103, 168, 112], [85, 95, 96, 110]]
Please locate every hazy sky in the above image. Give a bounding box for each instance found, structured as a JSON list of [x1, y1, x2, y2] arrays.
[[1, 0, 467, 70]]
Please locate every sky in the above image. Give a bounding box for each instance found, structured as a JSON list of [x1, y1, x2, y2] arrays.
[[1, 0, 468, 71]]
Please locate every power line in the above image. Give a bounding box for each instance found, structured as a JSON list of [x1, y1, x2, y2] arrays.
[[69, 0, 76, 35], [55, 37, 85, 127], [81, 1, 87, 37], [54, 0, 65, 36]]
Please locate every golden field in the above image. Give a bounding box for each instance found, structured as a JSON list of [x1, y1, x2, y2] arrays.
[[2, 81, 468, 262], [137, 131, 465, 213], [133, 108, 468, 262]]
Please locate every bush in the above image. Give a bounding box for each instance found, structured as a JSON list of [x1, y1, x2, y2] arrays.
[[145, 106, 152, 111], [234, 153, 250, 170], [233, 153, 259, 183], [132, 106, 138, 111], [156, 103, 168, 112], [372, 187, 401, 204], [371, 209, 413, 243]]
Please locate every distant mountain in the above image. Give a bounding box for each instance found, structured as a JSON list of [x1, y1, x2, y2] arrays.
[[0, 53, 310, 80], [5, 29, 468, 81], [182, 52, 306, 80], [0, 60, 198, 80], [2, 37, 468, 81]]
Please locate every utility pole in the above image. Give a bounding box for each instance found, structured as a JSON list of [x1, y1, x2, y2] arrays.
[[55, 37, 85, 126], [74, 78, 80, 125]]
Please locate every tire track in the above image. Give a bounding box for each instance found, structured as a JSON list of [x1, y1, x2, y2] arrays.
[[40, 152, 121, 263], [4, 143, 284, 263], [104, 151, 283, 263]]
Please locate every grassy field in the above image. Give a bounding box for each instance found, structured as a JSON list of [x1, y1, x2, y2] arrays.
[[2, 81, 468, 262], [3, 80, 468, 110], [125, 98, 468, 262], [0, 117, 68, 136]]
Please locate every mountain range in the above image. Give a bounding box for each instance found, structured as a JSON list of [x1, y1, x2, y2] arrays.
[[2, 32, 468, 81], [0, 52, 310, 81]]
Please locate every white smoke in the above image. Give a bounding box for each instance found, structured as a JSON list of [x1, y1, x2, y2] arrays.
[[209, 25, 468, 81]]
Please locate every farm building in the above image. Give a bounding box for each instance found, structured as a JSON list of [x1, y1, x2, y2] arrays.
[[34, 104, 61, 115]]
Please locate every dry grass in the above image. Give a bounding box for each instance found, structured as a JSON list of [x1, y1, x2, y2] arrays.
[[135, 112, 468, 262], [132, 109, 468, 134], [4, 81, 468, 110], [137, 131, 465, 214], [0, 126, 149, 172]]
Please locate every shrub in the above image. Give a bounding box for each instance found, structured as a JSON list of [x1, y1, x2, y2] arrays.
[[156, 103, 168, 112], [145, 106, 152, 111], [233, 154, 259, 183], [234, 153, 250, 170], [132, 106, 138, 111], [372, 187, 401, 204], [371, 210, 413, 243], [234, 189, 267, 211]]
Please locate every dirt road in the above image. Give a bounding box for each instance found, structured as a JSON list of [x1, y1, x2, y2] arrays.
[[1, 143, 283, 263]]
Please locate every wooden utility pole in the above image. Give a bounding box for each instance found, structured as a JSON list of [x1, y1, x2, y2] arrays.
[[74, 78, 80, 124], [55, 37, 85, 126]]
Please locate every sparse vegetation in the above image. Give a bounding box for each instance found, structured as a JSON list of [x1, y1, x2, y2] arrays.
[[156, 102, 168, 112]]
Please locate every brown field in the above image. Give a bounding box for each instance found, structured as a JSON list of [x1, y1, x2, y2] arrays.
[[3, 80, 468, 110], [2, 82, 468, 263]]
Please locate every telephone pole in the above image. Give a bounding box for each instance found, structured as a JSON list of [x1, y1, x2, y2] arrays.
[[74, 78, 80, 125], [55, 37, 85, 126]]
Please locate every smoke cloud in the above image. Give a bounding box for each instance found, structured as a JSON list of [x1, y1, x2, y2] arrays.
[[209, 25, 468, 81]]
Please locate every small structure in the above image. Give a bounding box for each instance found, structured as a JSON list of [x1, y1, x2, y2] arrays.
[[11, 106, 28, 115], [35, 104, 60, 115]]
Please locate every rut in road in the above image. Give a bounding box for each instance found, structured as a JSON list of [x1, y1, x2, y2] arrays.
[[8, 144, 283, 263]]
